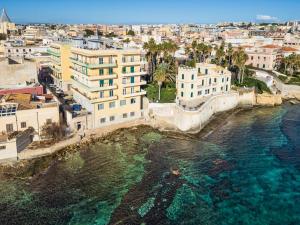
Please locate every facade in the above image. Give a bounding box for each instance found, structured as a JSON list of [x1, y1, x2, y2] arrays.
[[245, 45, 282, 70], [177, 63, 231, 102], [0, 94, 60, 138], [70, 47, 147, 129], [48, 43, 72, 91]]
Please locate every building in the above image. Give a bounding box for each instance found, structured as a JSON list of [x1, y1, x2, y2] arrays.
[[176, 63, 231, 102], [48, 42, 72, 91], [0, 9, 16, 35], [0, 93, 60, 137], [245, 45, 282, 70], [70, 47, 147, 129]]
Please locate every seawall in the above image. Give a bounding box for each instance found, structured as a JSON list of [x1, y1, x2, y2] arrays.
[[148, 91, 256, 133]]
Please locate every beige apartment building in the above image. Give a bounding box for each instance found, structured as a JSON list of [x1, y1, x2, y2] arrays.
[[177, 63, 231, 102], [70, 47, 147, 129], [48, 43, 72, 91]]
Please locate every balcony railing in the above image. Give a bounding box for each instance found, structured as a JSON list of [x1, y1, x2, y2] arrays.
[[47, 49, 61, 57], [71, 77, 117, 92], [70, 57, 117, 69]]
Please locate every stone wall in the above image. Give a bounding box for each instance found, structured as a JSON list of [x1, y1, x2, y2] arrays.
[[148, 91, 256, 133], [256, 93, 282, 106]]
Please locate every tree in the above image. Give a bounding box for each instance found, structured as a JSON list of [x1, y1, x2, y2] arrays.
[[232, 47, 249, 84], [127, 30, 135, 36], [143, 38, 159, 80], [84, 29, 94, 37], [226, 43, 234, 67], [0, 34, 7, 40], [41, 122, 66, 141], [123, 38, 130, 44], [215, 41, 226, 66], [154, 64, 167, 100]]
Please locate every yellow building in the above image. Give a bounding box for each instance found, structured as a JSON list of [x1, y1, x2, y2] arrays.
[[0, 9, 16, 35], [47, 43, 72, 91], [70, 47, 147, 129]]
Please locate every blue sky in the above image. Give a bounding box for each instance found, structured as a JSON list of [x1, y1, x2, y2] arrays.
[[1, 0, 299, 24]]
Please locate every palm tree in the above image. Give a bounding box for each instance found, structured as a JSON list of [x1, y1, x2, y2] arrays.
[[232, 47, 249, 84], [143, 38, 158, 80], [227, 43, 233, 67], [154, 65, 167, 100]]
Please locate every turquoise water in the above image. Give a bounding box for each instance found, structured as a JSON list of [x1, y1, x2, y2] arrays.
[[0, 104, 299, 225]]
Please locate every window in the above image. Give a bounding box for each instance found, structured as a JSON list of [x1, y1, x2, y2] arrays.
[[122, 78, 126, 84], [181, 74, 184, 79], [191, 84, 194, 89], [110, 116, 115, 122], [131, 56, 134, 62], [205, 69, 208, 75], [21, 122, 26, 128], [99, 57, 104, 64], [123, 113, 128, 118], [209, 78, 211, 85], [109, 101, 115, 108], [100, 91, 104, 98], [130, 66, 135, 73], [131, 87, 134, 93], [131, 98, 136, 104], [109, 56, 113, 64], [130, 76, 135, 84], [198, 91, 202, 96], [100, 118, 106, 123], [122, 56, 126, 63], [0, 146, 6, 150], [213, 88, 216, 92], [109, 90, 114, 97], [99, 80, 104, 87], [251, 56, 254, 60], [109, 79, 113, 86], [6, 124, 13, 133], [98, 103, 104, 110], [120, 100, 126, 106], [181, 83, 184, 88], [191, 92, 193, 98], [222, 78, 224, 83], [130, 112, 135, 117], [122, 67, 126, 73], [226, 77, 229, 82], [123, 88, 127, 95], [191, 74, 194, 80], [202, 80, 204, 86], [99, 69, 104, 75], [198, 68, 201, 73], [214, 78, 217, 83], [263, 64, 266, 69], [181, 92, 184, 97]]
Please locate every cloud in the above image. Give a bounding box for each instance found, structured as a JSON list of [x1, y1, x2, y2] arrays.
[[256, 15, 278, 21]]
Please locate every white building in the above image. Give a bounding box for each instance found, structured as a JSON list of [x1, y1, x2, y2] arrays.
[[176, 63, 231, 102]]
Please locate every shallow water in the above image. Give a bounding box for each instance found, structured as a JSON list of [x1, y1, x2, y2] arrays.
[[0, 104, 300, 225]]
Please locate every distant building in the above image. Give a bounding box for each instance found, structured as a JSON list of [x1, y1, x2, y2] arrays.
[[48, 42, 72, 91], [245, 45, 282, 70], [0, 9, 16, 35], [176, 63, 231, 102]]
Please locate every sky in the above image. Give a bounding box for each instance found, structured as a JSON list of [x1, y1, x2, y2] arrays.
[[1, 0, 300, 24]]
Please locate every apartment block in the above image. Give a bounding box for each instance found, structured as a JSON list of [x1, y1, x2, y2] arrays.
[[177, 63, 231, 102], [70, 47, 147, 129], [48, 43, 72, 91]]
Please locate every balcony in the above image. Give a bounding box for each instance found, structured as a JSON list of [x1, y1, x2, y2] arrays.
[[123, 90, 146, 98], [71, 87, 118, 103], [47, 49, 61, 57], [120, 60, 147, 66], [70, 58, 117, 69], [122, 81, 147, 87], [70, 67, 117, 80], [71, 77, 117, 92], [121, 70, 148, 77]]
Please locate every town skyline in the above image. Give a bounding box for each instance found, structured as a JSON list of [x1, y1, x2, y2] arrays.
[[1, 0, 300, 24]]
